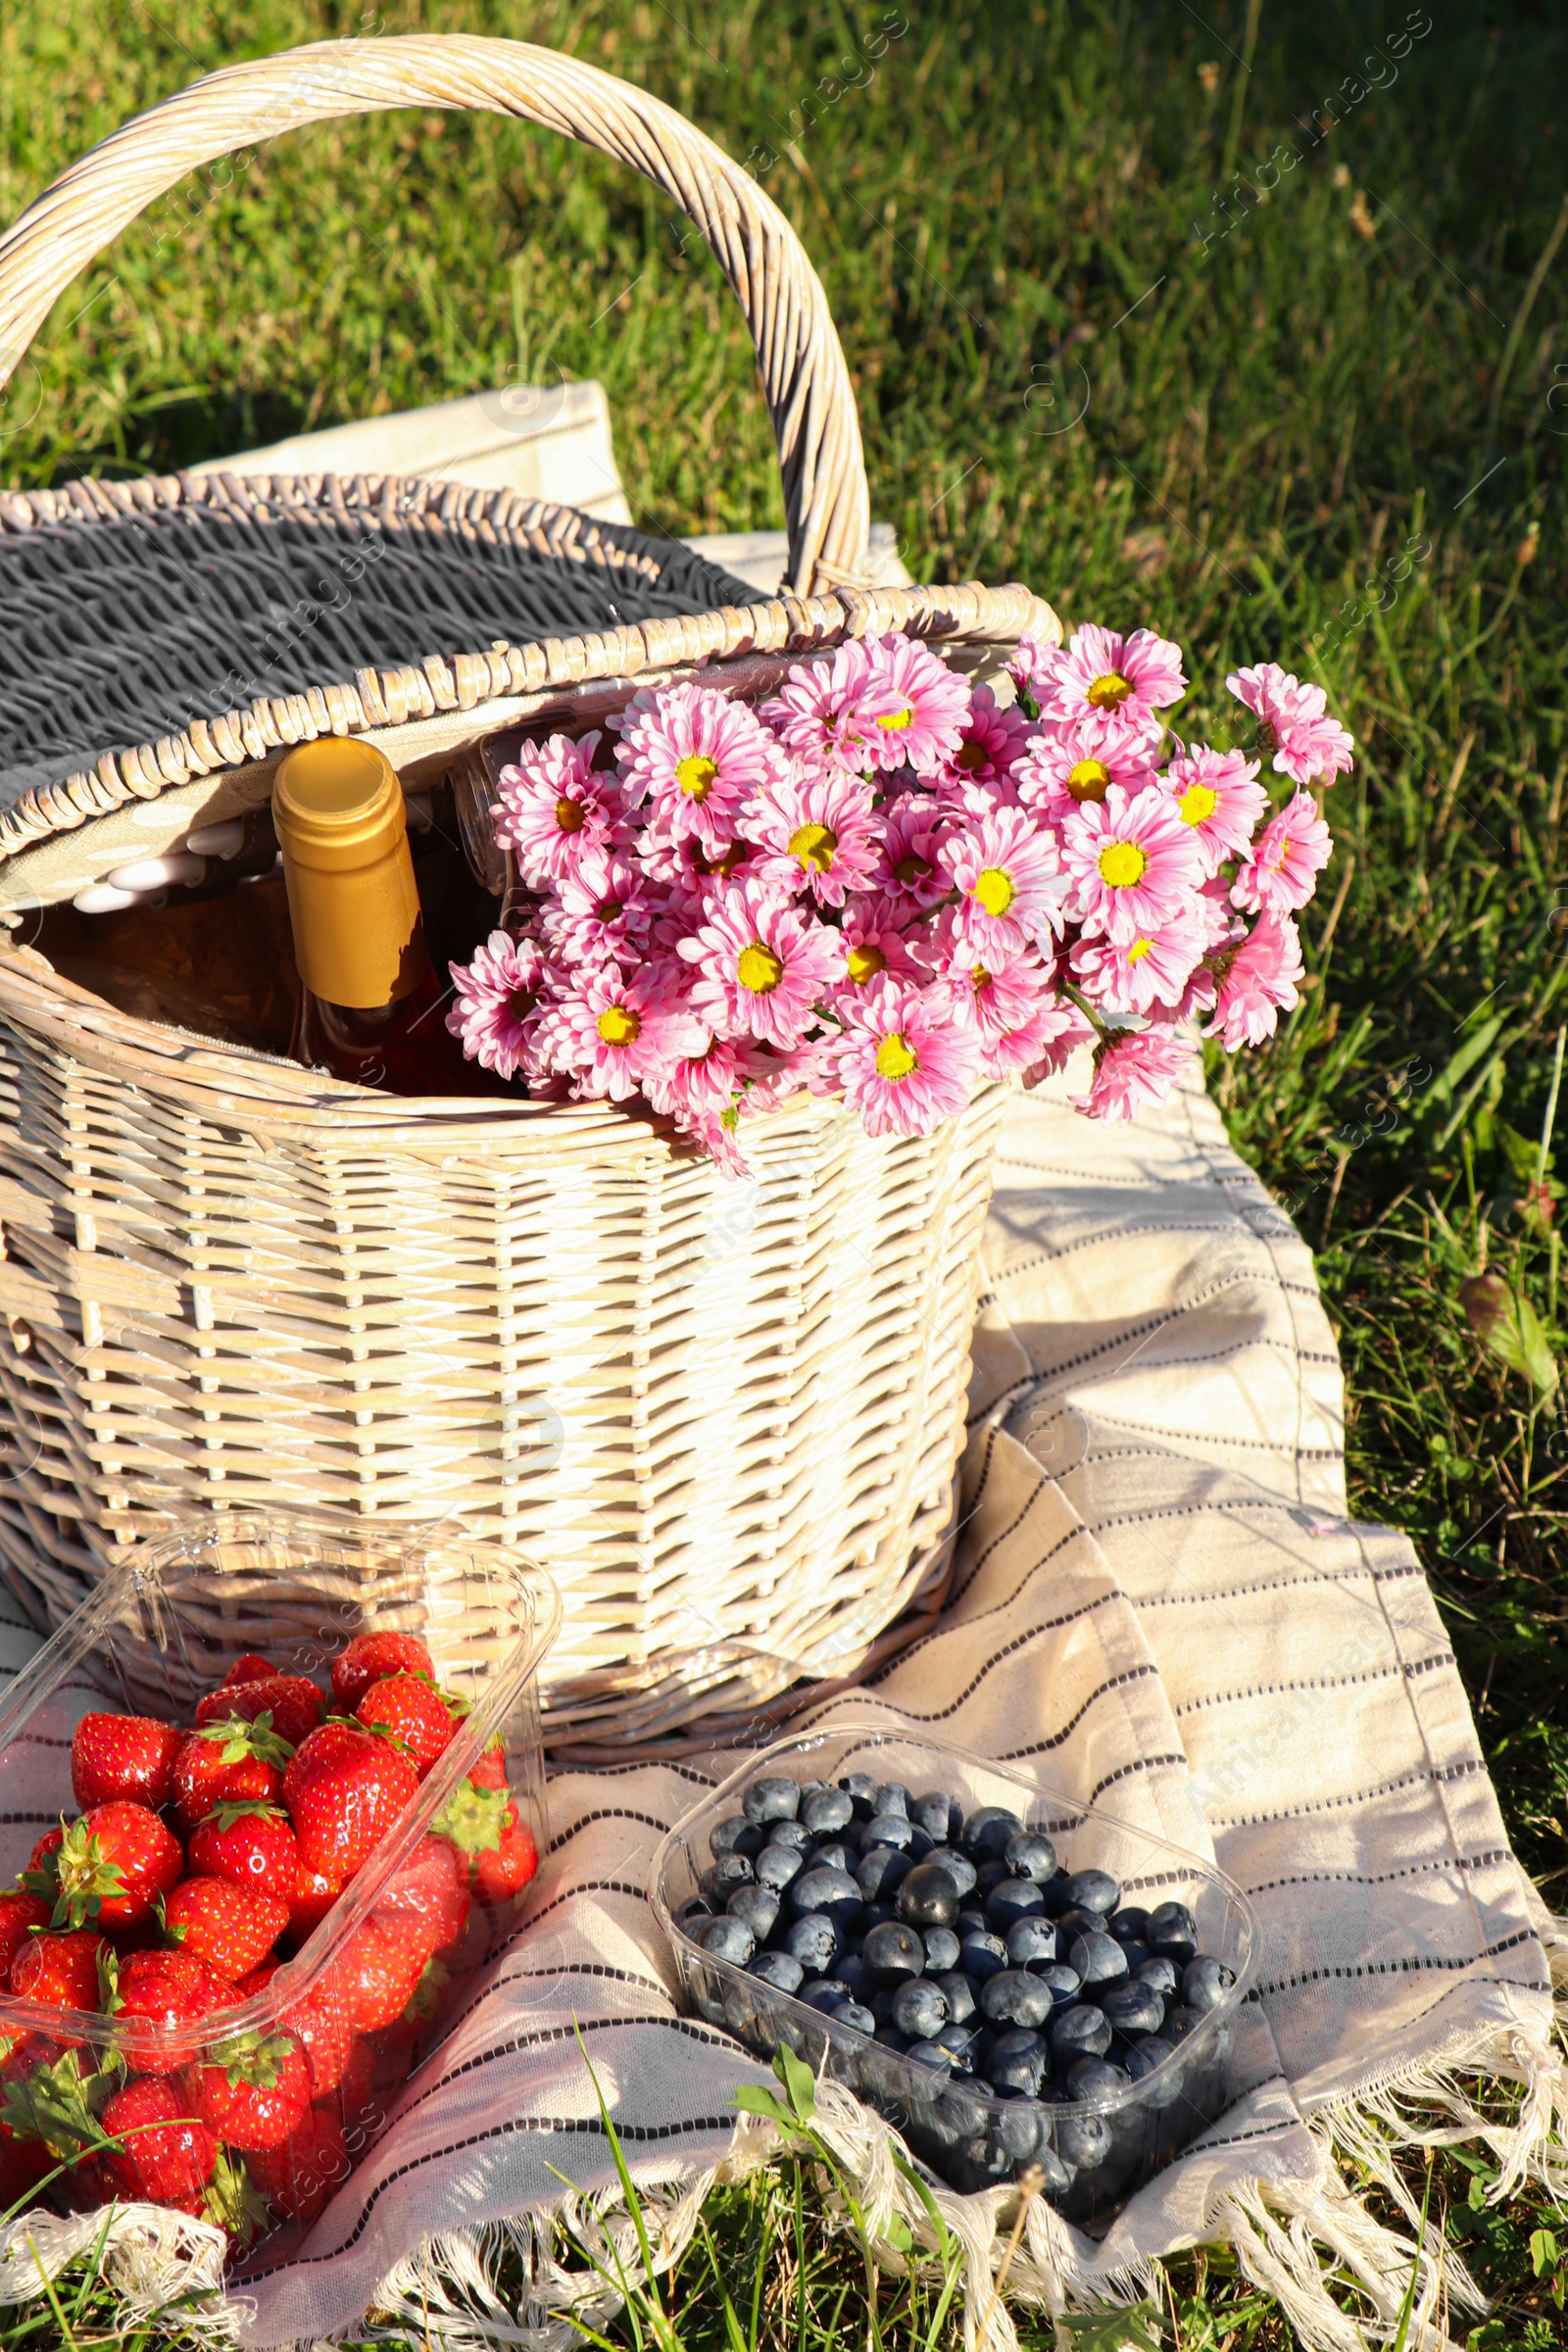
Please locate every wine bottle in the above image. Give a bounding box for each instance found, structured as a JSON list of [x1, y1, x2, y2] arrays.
[[272, 737, 484, 1095]]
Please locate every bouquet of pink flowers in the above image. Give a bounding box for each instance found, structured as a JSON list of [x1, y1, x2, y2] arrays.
[[447, 624, 1351, 1173]]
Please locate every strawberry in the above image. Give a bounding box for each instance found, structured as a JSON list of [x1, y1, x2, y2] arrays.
[[165, 1878, 289, 1981], [326, 2035, 377, 2137], [196, 1675, 322, 1748], [372, 1836, 470, 1961], [280, 1977, 358, 2094], [433, 1783, 538, 1903], [475, 1806, 538, 1906], [249, 2100, 348, 2224], [288, 1865, 343, 1944], [466, 1735, 508, 1792], [0, 2133, 53, 2207], [220, 1654, 276, 1690], [283, 1723, 419, 1884], [51, 1803, 182, 1932], [172, 1715, 291, 1835], [116, 1948, 233, 2067], [10, 1929, 107, 2018], [331, 1630, 433, 1712], [70, 1712, 181, 1812], [356, 1674, 460, 1778], [235, 1955, 281, 2001], [188, 1802, 301, 1902], [101, 2075, 218, 2204], [22, 1827, 64, 1895], [327, 1917, 427, 2034], [0, 1892, 50, 1981], [185, 2029, 312, 2150]]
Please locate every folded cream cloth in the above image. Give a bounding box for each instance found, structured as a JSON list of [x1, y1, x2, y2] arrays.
[[0, 1055, 1561, 2350]]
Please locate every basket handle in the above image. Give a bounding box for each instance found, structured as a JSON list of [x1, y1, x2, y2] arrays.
[[0, 33, 870, 596]]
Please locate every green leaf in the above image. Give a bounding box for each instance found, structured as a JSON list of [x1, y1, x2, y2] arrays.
[[1458, 1273, 1559, 1396], [1530, 2227, 1558, 2278], [774, 2042, 816, 2123], [883, 2213, 913, 2254], [1056, 2301, 1162, 2352], [733, 2085, 794, 2126], [204, 2144, 270, 2245]]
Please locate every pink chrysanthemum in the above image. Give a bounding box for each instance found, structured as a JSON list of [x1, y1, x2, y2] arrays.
[[644, 1029, 763, 1121], [1038, 623, 1187, 741], [858, 633, 973, 776], [492, 732, 627, 887], [446, 931, 553, 1081], [835, 898, 924, 1002], [933, 685, 1033, 814], [675, 880, 845, 1048], [612, 684, 781, 852], [924, 920, 1070, 1081], [541, 849, 660, 967], [1006, 632, 1057, 718], [822, 979, 980, 1139], [1205, 914, 1305, 1050], [872, 792, 952, 911], [1013, 713, 1160, 831], [940, 806, 1071, 957], [640, 829, 757, 899], [761, 641, 889, 774], [1232, 789, 1333, 915], [1059, 782, 1204, 944], [1073, 1025, 1198, 1123], [1159, 744, 1268, 878], [1019, 997, 1097, 1089], [549, 963, 700, 1103], [750, 767, 883, 906], [1070, 914, 1205, 1016], [1226, 663, 1355, 787]]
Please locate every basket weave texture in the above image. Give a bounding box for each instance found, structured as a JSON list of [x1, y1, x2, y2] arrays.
[[0, 36, 1051, 1751]]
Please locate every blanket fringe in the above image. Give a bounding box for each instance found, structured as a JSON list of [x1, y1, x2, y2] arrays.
[[0, 2200, 235, 2340]]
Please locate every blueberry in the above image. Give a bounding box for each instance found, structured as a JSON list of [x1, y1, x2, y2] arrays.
[[897, 1861, 963, 1932], [1005, 1917, 1058, 1973], [934, 2019, 978, 2068], [1115, 1939, 1152, 1976], [1039, 1869, 1077, 1917], [1064, 1868, 1120, 1917], [1066, 1931, 1130, 1991], [961, 1806, 1024, 1861], [911, 1789, 963, 1843], [985, 1877, 1046, 1933], [748, 1949, 805, 1994], [808, 1841, 856, 1876], [1050, 2106, 1110, 2171], [789, 1866, 863, 1931], [1160, 2002, 1201, 2043], [958, 1930, 1009, 1984], [1182, 1955, 1235, 2014], [857, 1844, 913, 1902], [1122, 2035, 1177, 2082], [861, 1901, 897, 1931], [829, 1998, 876, 2036], [801, 1978, 852, 2012], [873, 1782, 914, 1820], [1049, 2003, 1111, 2065], [1033, 1961, 1084, 2012], [1054, 1906, 1100, 1940], [864, 1810, 914, 1853], [906, 2038, 954, 2075], [1029, 2141, 1073, 2197], [782, 1914, 840, 1975], [862, 1919, 926, 1984], [1147, 1901, 1199, 1962], [875, 2023, 910, 2052], [700, 1853, 755, 1900], [988, 2027, 1048, 2095], [676, 1896, 714, 1932], [956, 1906, 989, 1938], [1065, 2056, 1131, 2101], [767, 1819, 814, 1855], [698, 1915, 756, 1967], [1003, 1831, 1058, 1884], [1101, 1981, 1165, 2041], [839, 1772, 880, 1818], [891, 1978, 949, 2039], [1136, 1954, 1180, 1999], [1106, 1906, 1151, 1946], [933, 1970, 977, 2027], [922, 1926, 961, 1974], [755, 1842, 806, 1892], [977, 1970, 1054, 2030], [710, 1815, 765, 1860], [837, 1953, 874, 2002], [743, 1776, 801, 1826], [801, 1787, 854, 1838], [726, 1884, 780, 1938]]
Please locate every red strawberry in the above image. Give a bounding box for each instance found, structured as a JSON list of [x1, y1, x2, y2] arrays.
[[11, 1929, 107, 2016], [475, 1806, 538, 1905], [327, 1917, 427, 2033], [249, 2100, 348, 2224], [117, 1948, 233, 2067], [234, 1955, 281, 2001], [51, 1803, 182, 1932], [331, 1630, 434, 1712], [172, 1716, 291, 1835], [434, 1783, 538, 1903], [328, 2035, 377, 2137], [0, 1892, 50, 1981], [185, 2030, 312, 2150], [288, 1865, 343, 1944], [196, 1675, 321, 1749], [280, 1977, 358, 2094], [220, 1655, 276, 1690], [356, 1675, 460, 1779], [165, 1878, 289, 1981], [0, 2135, 53, 2207], [0, 2034, 76, 2196], [101, 2075, 218, 2204], [283, 1723, 419, 1884], [372, 1837, 470, 1961], [70, 1712, 181, 1812], [188, 1802, 301, 1902], [24, 1827, 64, 1891], [466, 1736, 508, 1791]]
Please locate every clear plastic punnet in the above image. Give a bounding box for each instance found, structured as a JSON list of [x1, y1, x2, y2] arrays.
[[652, 1722, 1258, 2225], [0, 1511, 559, 2263]]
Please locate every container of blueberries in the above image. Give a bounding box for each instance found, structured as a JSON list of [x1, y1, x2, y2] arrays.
[[650, 1723, 1257, 2221]]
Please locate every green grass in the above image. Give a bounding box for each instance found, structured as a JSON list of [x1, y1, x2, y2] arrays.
[[2, 0, 1567, 2342]]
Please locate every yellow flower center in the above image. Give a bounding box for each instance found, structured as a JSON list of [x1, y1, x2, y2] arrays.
[[789, 821, 838, 873], [1177, 782, 1218, 826], [875, 706, 914, 732], [1126, 938, 1152, 963], [846, 942, 886, 986], [1098, 841, 1148, 888], [675, 753, 719, 800], [955, 738, 987, 772], [973, 867, 1015, 917], [597, 1004, 640, 1048], [875, 1032, 919, 1080], [970, 964, 992, 992], [1086, 670, 1134, 710], [894, 852, 931, 886], [1067, 758, 1111, 803], [555, 796, 586, 834], [737, 942, 784, 995]]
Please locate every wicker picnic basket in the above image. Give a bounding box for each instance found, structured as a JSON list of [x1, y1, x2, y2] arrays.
[[0, 36, 1055, 1755]]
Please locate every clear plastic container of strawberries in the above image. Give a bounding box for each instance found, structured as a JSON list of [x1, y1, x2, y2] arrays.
[[0, 1512, 559, 2259]]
